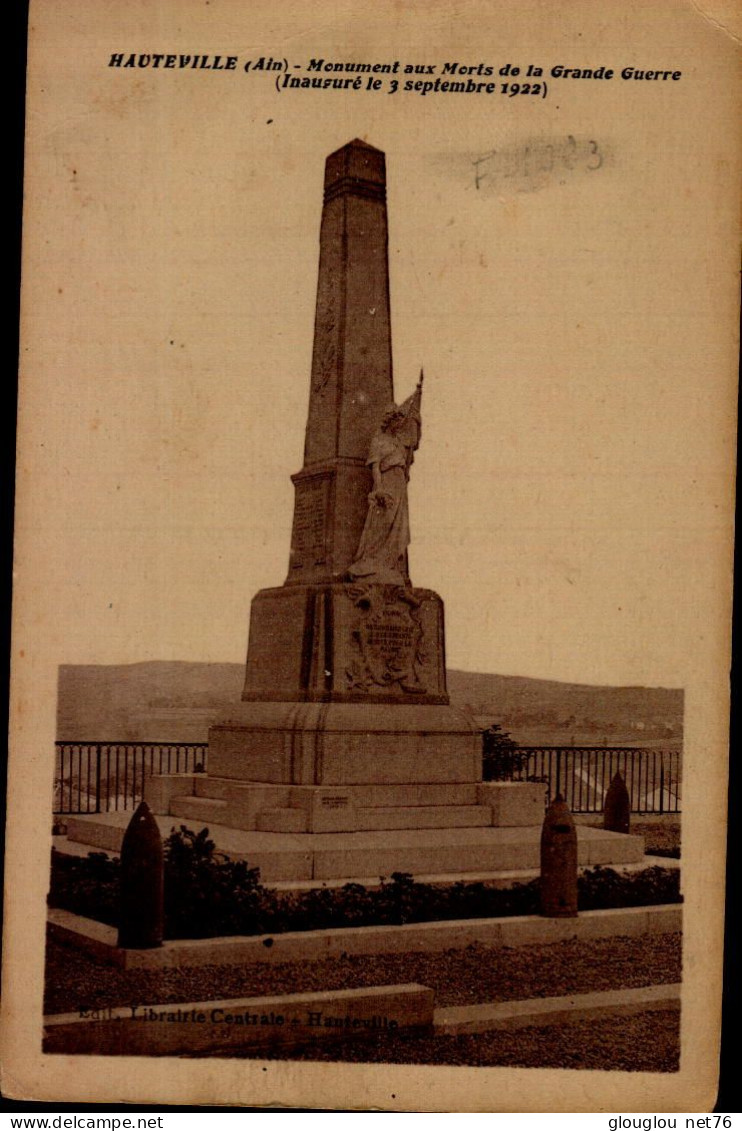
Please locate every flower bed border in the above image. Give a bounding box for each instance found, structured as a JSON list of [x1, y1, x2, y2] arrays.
[[48, 903, 682, 970]]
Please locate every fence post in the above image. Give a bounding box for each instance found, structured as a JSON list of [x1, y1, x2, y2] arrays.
[[604, 771, 630, 834], [660, 760, 665, 815], [95, 745, 102, 814]]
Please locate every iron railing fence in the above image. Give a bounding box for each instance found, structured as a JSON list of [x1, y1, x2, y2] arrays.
[[54, 742, 681, 816], [510, 746, 681, 814], [54, 742, 208, 814]]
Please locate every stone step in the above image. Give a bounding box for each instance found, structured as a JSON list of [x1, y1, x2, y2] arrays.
[[63, 812, 646, 883], [53, 834, 673, 886], [355, 805, 492, 831], [193, 778, 290, 808], [169, 796, 229, 824], [260, 855, 679, 892], [255, 808, 309, 833], [191, 778, 479, 809], [352, 783, 479, 808], [308, 827, 646, 880], [313, 834, 539, 879], [172, 791, 311, 833]]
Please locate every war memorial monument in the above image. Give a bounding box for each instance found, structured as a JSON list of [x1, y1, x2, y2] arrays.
[[64, 139, 646, 884]]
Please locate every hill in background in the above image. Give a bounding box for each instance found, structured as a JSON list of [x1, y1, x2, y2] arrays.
[[57, 662, 683, 747]]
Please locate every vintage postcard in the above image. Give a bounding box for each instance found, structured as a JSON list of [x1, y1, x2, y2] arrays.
[[3, 0, 740, 1112]]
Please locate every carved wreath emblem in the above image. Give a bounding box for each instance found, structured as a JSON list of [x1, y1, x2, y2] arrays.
[[345, 584, 426, 694]]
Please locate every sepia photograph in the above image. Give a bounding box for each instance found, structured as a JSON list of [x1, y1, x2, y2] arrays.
[[4, 0, 740, 1112]]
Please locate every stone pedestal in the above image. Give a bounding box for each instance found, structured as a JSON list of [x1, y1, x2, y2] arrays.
[[242, 583, 448, 705], [209, 702, 478, 785]]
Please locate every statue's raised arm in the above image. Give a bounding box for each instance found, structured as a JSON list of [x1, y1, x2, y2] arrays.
[[395, 370, 424, 476]]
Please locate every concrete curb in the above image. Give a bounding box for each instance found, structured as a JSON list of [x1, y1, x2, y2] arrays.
[[43, 980, 682, 1056], [44, 983, 434, 1056], [434, 982, 681, 1034], [48, 903, 682, 969]]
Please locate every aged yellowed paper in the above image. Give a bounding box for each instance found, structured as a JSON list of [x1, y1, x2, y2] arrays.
[[3, 0, 740, 1111]]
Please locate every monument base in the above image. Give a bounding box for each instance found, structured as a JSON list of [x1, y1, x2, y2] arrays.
[[141, 698, 488, 836], [145, 774, 547, 836], [137, 688, 554, 856]]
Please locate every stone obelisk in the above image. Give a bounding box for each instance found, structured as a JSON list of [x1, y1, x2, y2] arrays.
[[238, 140, 449, 709], [292, 139, 394, 581]]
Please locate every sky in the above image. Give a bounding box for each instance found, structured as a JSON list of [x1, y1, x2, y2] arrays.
[[17, 0, 738, 689]]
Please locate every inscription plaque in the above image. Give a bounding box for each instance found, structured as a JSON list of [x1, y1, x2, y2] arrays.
[[320, 795, 350, 809], [290, 477, 330, 570]]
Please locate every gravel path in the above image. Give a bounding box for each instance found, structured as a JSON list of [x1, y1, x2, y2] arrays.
[[45, 932, 681, 1016], [231, 1009, 680, 1071]]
